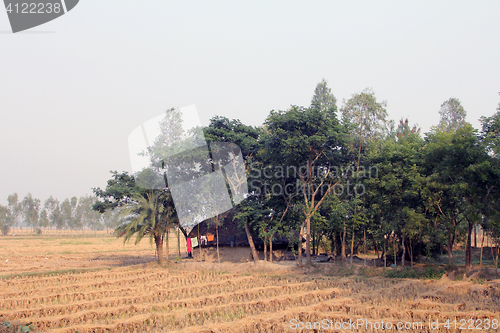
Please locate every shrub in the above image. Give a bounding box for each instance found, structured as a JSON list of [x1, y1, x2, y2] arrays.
[[1, 225, 10, 236]]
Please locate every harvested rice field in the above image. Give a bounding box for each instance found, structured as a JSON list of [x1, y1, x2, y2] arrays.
[[1, 235, 499, 332]]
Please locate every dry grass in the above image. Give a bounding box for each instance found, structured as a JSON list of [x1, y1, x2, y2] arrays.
[[0, 235, 499, 332]]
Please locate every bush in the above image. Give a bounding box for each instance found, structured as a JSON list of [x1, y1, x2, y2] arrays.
[[1, 225, 10, 236], [424, 266, 445, 279], [385, 266, 445, 280]]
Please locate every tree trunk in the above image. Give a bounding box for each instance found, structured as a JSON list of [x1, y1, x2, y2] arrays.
[[474, 223, 477, 248], [306, 217, 312, 265], [311, 226, 316, 257], [393, 234, 397, 266], [496, 246, 499, 273], [165, 229, 169, 265], [409, 238, 413, 268], [465, 221, 473, 271], [269, 233, 274, 263], [244, 221, 259, 263], [178, 224, 189, 239], [383, 238, 387, 268], [363, 228, 367, 266], [155, 234, 165, 265], [216, 223, 220, 263], [298, 220, 305, 267], [341, 220, 346, 259], [350, 225, 355, 265], [480, 229, 485, 266], [447, 234, 454, 266], [372, 233, 379, 259], [401, 235, 405, 268], [198, 222, 202, 260], [331, 232, 336, 257], [177, 226, 181, 258], [263, 235, 267, 262]]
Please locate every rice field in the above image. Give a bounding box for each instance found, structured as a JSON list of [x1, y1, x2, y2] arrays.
[[1, 235, 499, 332]]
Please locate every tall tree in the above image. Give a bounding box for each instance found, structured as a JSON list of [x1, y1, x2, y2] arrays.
[[60, 198, 73, 230], [7, 193, 20, 228], [264, 102, 344, 265], [480, 109, 500, 158], [21, 193, 40, 231], [341, 88, 389, 144], [365, 121, 426, 266], [0, 205, 13, 235], [438, 97, 467, 132], [311, 78, 337, 114], [45, 196, 63, 229], [423, 124, 490, 268], [38, 209, 50, 230], [204, 116, 262, 262], [341, 88, 389, 263], [78, 196, 102, 232]]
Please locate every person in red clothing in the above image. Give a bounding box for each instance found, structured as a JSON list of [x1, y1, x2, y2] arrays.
[[186, 237, 193, 258]]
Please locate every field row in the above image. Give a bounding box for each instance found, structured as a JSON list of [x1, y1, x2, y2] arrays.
[[1, 269, 236, 291], [1, 280, 333, 317], [49, 291, 498, 333], [1, 266, 499, 332]]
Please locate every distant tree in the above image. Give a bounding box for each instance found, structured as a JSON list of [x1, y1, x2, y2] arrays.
[[38, 209, 50, 229], [7, 193, 20, 228], [44, 196, 61, 229], [77, 196, 101, 232], [60, 198, 73, 229], [395, 118, 421, 140], [311, 79, 337, 114], [102, 208, 121, 232], [21, 193, 40, 231], [438, 97, 467, 132], [480, 110, 500, 158], [50, 203, 64, 230], [0, 205, 13, 235], [341, 88, 389, 144], [68, 196, 83, 230]]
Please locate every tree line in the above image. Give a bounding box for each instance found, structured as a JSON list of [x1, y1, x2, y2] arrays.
[[93, 80, 500, 269], [0, 193, 120, 234]]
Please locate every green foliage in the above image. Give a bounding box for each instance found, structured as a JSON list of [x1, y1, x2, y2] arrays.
[[311, 78, 337, 114], [1, 224, 10, 236], [21, 193, 40, 230], [480, 110, 500, 158], [385, 266, 445, 280], [114, 190, 175, 246], [341, 88, 389, 144], [438, 97, 467, 132], [6, 82, 495, 273], [0, 205, 13, 235]]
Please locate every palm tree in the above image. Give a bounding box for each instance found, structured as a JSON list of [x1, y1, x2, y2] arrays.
[[114, 190, 176, 264]]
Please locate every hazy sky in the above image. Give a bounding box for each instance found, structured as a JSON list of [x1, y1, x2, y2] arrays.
[[1, 1, 499, 206]]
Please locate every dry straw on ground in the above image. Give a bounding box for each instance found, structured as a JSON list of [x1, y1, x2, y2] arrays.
[[0, 235, 499, 332]]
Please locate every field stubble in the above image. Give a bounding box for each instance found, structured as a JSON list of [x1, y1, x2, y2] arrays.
[[0, 235, 499, 332]]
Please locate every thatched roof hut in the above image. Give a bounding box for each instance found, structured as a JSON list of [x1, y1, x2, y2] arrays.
[[186, 210, 298, 249]]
